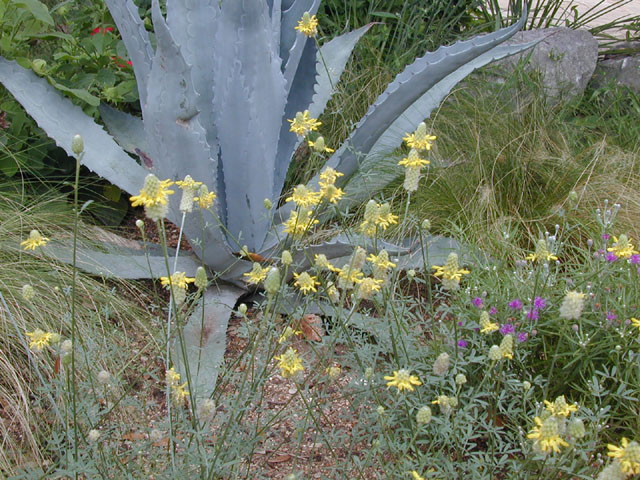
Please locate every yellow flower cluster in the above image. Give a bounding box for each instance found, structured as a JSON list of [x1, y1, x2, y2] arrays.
[[384, 368, 421, 392], [527, 394, 582, 454], [243, 262, 269, 285], [294, 12, 318, 37], [130, 174, 174, 208], [607, 234, 638, 259], [526, 238, 558, 263], [432, 252, 470, 291], [359, 200, 398, 237], [166, 367, 189, 406], [21, 229, 49, 250], [275, 347, 304, 379], [160, 272, 195, 290], [399, 122, 434, 192], [293, 272, 320, 294], [607, 438, 640, 475], [26, 328, 59, 352], [288, 110, 321, 137]]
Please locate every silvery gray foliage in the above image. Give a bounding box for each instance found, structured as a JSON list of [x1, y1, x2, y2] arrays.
[[0, 0, 534, 397]]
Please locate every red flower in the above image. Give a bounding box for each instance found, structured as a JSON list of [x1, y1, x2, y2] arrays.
[[90, 26, 114, 35], [111, 56, 132, 68]]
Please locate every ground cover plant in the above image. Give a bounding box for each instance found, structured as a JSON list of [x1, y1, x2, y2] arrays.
[[1, 0, 640, 479]]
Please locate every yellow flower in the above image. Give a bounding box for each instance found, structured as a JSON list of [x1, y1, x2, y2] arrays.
[[278, 326, 302, 343], [194, 189, 217, 209], [288, 110, 321, 137], [166, 367, 181, 386], [480, 311, 499, 334], [607, 234, 639, 259], [318, 167, 343, 186], [526, 238, 558, 263], [171, 382, 190, 405], [319, 183, 344, 203], [286, 185, 321, 208], [367, 252, 396, 270], [607, 438, 640, 474], [314, 254, 339, 272], [25, 329, 56, 351], [283, 208, 319, 237], [293, 272, 320, 294], [398, 148, 430, 168], [129, 174, 174, 207], [384, 369, 421, 392], [544, 395, 578, 417], [336, 265, 364, 288], [275, 347, 304, 379], [356, 277, 383, 300], [631, 317, 640, 332], [527, 416, 569, 453], [308, 137, 334, 153], [432, 253, 470, 287], [175, 176, 202, 190], [410, 471, 425, 480], [21, 229, 49, 250], [160, 272, 195, 290], [403, 123, 436, 151], [243, 263, 268, 285], [294, 11, 318, 37]]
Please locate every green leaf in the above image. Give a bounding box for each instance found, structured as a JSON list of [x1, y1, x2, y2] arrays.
[[14, 0, 53, 25], [370, 11, 399, 20], [47, 78, 100, 107]]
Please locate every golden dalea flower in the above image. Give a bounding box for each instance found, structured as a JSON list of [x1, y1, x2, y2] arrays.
[[432, 394, 457, 414], [193, 184, 217, 209], [319, 183, 344, 203], [314, 254, 338, 271], [22, 284, 35, 301], [294, 11, 318, 37], [488, 345, 502, 361], [286, 184, 321, 208], [559, 290, 585, 320], [318, 167, 343, 186], [243, 262, 268, 285], [377, 203, 398, 229], [160, 272, 196, 290], [21, 229, 49, 250], [129, 174, 174, 208], [384, 368, 421, 392], [607, 234, 639, 259], [293, 272, 320, 294], [171, 381, 190, 406], [336, 265, 364, 290], [281, 250, 293, 266], [403, 165, 421, 192], [416, 406, 432, 424], [398, 148, 430, 169], [194, 266, 208, 289], [596, 461, 624, 480], [283, 208, 319, 237], [432, 252, 470, 291], [25, 328, 56, 352], [308, 136, 334, 153], [367, 251, 396, 270], [410, 471, 425, 480], [479, 311, 499, 334], [403, 123, 436, 151], [166, 367, 181, 386], [527, 416, 570, 453], [325, 365, 341, 379], [499, 334, 514, 360], [264, 267, 281, 296], [526, 238, 558, 263], [326, 282, 340, 303], [278, 326, 301, 344], [631, 317, 640, 332], [288, 110, 321, 137], [544, 395, 578, 417], [175, 175, 202, 213], [607, 438, 640, 475], [432, 352, 450, 376], [275, 347, 304, 379], [355, 277, 383, 300]]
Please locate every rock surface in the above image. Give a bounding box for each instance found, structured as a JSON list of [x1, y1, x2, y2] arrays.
[[492, 27, 599, 101]]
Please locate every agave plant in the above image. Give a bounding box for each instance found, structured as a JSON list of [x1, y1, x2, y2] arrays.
[[0, 0, 535, 397]]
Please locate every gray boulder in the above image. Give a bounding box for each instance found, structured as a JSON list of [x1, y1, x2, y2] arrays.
[[491, 27, 599, 102], [590, 42, 640, 93]]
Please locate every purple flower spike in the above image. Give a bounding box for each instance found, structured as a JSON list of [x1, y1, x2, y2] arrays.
[[508, 299, 523, 310], [630, 254, 640, 265], [457, 339, 468, 348], [606, 311, 617, 321], [489, 306, 498, 315], [517, 331, 529, 343], [533, 297, 547, 310], [500, 323, 515, 335], [472, 297, 484, 308], [602, 233, 610, 241]]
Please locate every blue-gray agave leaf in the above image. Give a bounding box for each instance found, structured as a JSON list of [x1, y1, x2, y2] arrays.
[[98, 104, 148, 155], [0, 58, 147, 196], [211, 0, 288, 251]]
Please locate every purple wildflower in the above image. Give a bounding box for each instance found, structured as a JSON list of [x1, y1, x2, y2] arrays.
[[606, 311, 617, 321], [605, 252, 618, 262], [500, 323, 515, 335], [457, 339, 468, 348], [602, 233, 610, 241], [533, 297, 547, 310], [630, 254, 640, 265], [526, 309, 540, 321], [508, 299, 523, 310], [472, 297, 484, 308], [489, 306, 498, 315], [457, 321, 463, 326], [517, 331, 529, 343]]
